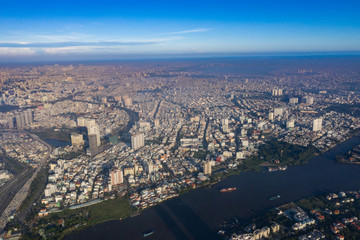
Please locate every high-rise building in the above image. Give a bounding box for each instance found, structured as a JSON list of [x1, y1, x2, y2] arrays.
[[272, 89, 283, 96], [144, 161, 154, 174], [272, 89, 278, 96], [304, 96, 314, 105], [77, 117, 86, 127], [131, 133, 145, 150], [7, 117, 14, 129], [241, 128, 246, 136], [24, 112, 29, 125], [222, 119, 229, 133], [123, 96, 132, 107], [28, 110, 33, 124], [312, 118, 322, 131], [274, 108, 283, 116], [203, 161, 212, 175], [101, 97, 107, 103], [289, 97, 298, 104], [123, 166, 135, 176], [110, 169, 123, 186], [114, 96, 122, 102], [89, 134, 99, 155], [286, 119, 295, 129], [236, 152, 245, 159], [71, 134, 84, 147], [269, 112, 274, 120], [24, 110, 32, 125], [84, 119, 96, 130], [88, 125, 101, 147], [15, 114, 24, 128], [136, 121, 151, 132], [20, 112, 26, 127], [154, 119, 160, 128]]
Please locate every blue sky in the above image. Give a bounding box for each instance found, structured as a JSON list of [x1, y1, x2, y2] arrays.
[[0, 0, 360, 60]]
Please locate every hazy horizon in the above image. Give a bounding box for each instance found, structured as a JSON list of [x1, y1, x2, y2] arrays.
[[1, 0, 360, 61]]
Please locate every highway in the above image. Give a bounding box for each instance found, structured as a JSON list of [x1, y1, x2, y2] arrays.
[[0, 168, 34, 215], [0, 130, 52, 232]]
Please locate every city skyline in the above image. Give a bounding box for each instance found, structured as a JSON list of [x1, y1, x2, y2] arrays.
[[1, 0, 360, 61]]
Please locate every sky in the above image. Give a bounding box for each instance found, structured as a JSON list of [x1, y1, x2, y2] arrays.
[[0, 0, 360, 61]]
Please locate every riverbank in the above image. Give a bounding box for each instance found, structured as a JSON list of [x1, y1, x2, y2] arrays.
[[222, 188, 360, 240], [17, 133, 360, 239], [17, 138, 317, 239], [20, 197, 135, 240], [64, 136, 360, 240]]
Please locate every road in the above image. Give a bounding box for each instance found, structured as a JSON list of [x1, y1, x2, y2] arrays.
[[0, 131, 52, 233], [0, 168, 34, 214]]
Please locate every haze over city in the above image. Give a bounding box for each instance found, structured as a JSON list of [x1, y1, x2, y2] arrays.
[[1, 0, 360, 61], [1, 1, 360, 240]]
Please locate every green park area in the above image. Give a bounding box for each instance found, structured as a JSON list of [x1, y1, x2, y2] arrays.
[[21, 198, 135, 240], [32, 129, 71, 142]]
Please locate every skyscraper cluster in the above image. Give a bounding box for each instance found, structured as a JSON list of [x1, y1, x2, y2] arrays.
[[272, 89, 283, 96], [77, 117, 101, 155], [9, 110, 33, 129]]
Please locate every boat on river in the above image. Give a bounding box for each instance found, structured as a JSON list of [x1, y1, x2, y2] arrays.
[[220, 187, 237, 193], [143, 230, 155, 237], [268, 195, 281, 201]]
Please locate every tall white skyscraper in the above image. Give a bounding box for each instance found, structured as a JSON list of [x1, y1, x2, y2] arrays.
[[131, 133, 145, 150], [312, 118, 323, 131], [88, 125, 101, 146]]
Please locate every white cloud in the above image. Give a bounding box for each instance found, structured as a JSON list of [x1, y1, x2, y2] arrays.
[[163, 28, 211, 35], [0, 47, 37, 55]]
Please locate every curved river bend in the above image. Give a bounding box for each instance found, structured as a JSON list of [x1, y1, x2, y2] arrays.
[[68, 137, 360, 240]]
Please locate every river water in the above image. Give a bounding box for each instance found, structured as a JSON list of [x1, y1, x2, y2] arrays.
[[67, 137, 360, 240], [44, 139, 70, 147]]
